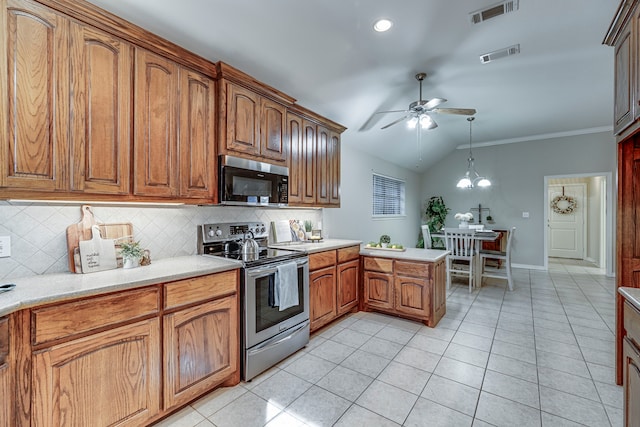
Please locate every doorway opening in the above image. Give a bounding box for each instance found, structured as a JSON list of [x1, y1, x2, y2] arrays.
[[543, 173, 613, 277]]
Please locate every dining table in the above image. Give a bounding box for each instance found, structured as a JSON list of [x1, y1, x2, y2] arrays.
[[432, 229, 500, 289]]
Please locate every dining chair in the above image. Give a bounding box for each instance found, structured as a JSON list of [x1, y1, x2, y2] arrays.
[[480, 227, 516, 291], [421, 225, 432, 249], [443, 228, 477, 293]]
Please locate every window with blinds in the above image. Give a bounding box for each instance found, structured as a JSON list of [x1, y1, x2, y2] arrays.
[[372, 173, 405, 217]]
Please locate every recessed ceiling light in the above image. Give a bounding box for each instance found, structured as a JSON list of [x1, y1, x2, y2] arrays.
[[373, 19, 393, 32]]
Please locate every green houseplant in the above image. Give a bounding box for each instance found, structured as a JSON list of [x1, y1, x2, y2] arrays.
[[379, 234, 391, 248], [119, 241, 144, 269], [419, 196, 450, 249]]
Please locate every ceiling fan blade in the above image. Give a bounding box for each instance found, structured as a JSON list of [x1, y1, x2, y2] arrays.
[[424, 98, 446, 110], [375, 109, 409, 115], [381, 115, 411, 129], [432, 107, 477, 116]]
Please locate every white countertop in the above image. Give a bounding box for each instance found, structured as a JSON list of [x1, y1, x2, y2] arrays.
[[0, 256, 241, 317], [620, 287, 640, 311], [269, 239, 363, 254], [360, 247, 449, 262]]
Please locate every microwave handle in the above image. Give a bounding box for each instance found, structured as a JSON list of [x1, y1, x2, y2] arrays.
[[246, 258, 308, 277]]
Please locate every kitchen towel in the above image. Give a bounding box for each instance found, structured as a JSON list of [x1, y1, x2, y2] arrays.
[[274, 261, 299, 311]]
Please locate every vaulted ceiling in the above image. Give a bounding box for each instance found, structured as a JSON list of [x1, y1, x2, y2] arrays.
[[87, 0, 618, 172]]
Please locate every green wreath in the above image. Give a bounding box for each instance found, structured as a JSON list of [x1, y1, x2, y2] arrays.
[[551, 195, 577, 214]]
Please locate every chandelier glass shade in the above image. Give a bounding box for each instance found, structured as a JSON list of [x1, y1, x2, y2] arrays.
[[456, 117, 491, 189]]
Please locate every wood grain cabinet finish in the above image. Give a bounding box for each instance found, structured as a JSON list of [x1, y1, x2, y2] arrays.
[[32, 318, 161, 426], [134, 48, 179, 197], [329, 130, 341, 205], [0, 0, 69, 191], [624, 301, 640, 426], [179, 68, 217, 200], [220, 80, 287, 163], [286, 112, 304, 204], [0, 316, 11, 427], [310, 265, 337, 331], [362, 256, 446, 327], [316, 125, 330, 205], [69, 21, 132, 194], [164, 294, 238, 410]]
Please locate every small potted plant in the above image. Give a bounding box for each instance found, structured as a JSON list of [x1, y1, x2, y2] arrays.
[[379, 234, 391, 248], [486, 215, 495, 224], [119, 241, 144, 269], [304, 220, 313, 240]]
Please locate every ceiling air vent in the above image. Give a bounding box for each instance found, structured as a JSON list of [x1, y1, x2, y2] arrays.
[[480, 44, 520, 64], [470, 0, 519, 24]]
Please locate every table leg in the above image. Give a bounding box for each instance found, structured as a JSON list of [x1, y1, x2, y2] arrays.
[[474, 239, 482, 288]]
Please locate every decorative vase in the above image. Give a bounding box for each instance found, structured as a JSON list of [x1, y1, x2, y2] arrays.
[[123, 257, 140, 269], [459, 220, 469, 229]]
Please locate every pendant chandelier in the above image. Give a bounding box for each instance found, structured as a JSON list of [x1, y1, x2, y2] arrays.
[[456, 117, 491, 188]]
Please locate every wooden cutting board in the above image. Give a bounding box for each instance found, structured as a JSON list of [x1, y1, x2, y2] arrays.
[[66, 205, 98, 272], [79, 225, 118, 273]]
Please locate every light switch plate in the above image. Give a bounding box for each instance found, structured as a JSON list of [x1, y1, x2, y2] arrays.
[[522, 212, 530, 218], [0, 236, 10, 257]]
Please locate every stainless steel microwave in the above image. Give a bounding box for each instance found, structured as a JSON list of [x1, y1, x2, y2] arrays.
[[219, 155, 289, 207]]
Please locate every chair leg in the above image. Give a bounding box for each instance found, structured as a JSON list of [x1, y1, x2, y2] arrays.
[[468, 258, 473, 293], [506, 259, 513, 291]]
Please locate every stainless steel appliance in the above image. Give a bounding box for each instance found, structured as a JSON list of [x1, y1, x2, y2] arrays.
[[198, 222, 309, 381], [219, 155, 289, 207]]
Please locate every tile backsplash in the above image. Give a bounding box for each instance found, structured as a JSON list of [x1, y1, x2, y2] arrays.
[[0, 201, 322, 280]]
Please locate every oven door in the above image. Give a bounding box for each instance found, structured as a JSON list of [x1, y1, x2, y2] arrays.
[[244, 257, 309, 349]]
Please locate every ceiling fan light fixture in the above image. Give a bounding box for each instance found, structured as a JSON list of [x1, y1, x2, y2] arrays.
[[419, 115, 432, 129], [373, 18, 393, 32], [407, 116, 418, 129]]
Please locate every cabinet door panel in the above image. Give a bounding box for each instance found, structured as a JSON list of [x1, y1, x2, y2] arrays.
[[1, 0, 68, 190], [615, 26, 633, 134], [623, 337, 640, 427], [134, 48, 178, 196], [394, 276, 430, 319], [225, 82, 259, 155], [70, 22, 131, 194], [302, 120, 316, 204], [179, 68, 216, 199], [260, 98, 286, 162], [363, 271, 393, 309], [337, 259, 359, 315], [32, 318, 161, 427], [164, 295, 238, 409], [329, 131, 341, 205], [0, 316, 10, 427], [310, 266, 336, 331], [316, 125, 330, 204], [287, 112, 303, 204]]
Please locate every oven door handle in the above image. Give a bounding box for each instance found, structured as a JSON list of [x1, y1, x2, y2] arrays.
[[246, 321, 309, 355], [247, 258, 308, 277]]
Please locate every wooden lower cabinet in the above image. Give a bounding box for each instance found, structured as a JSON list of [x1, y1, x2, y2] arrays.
[[362, 256, 446, 327], [624, 300, 640, 427], [310, 265, 337, 331], [0, 316, 11, 426], [164, 294, 238, 409], [309, 246, 360, 332], [32, 318, 161, 426]]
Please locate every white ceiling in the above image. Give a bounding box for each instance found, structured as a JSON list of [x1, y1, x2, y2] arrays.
[[87, 0, 619, 172]]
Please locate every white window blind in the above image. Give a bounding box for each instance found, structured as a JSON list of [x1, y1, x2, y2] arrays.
[[372, 173, 405, 217]]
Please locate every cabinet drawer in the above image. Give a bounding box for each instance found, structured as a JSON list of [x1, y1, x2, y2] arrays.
[[164, 270, 238, 310], [363, 257, 393, 274], [310, 250, 337, 270], [625, 301, 640, 345], [0, 316, 7, 366], [395, 261, 429, 278], [337, 246, 360, 263], [32, 287, 160, 346]]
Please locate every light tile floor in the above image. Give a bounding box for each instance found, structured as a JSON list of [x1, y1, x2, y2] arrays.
[[154, 258, 622, 427]]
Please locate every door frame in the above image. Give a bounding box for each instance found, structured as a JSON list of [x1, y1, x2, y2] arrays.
[[543, 172, 614, 277]]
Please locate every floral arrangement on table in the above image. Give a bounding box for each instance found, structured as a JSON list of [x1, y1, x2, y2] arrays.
[[454, 212, 473, 228]]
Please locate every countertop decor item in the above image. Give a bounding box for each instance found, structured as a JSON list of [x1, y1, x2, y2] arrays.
[[119, 241, 144, 269], [455, 212, 474, 228], [379, 234, 391, 248], [78, 225, 118, 273]]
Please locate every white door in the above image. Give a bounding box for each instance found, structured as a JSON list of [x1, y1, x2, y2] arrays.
[[548, 183, 586, 259]]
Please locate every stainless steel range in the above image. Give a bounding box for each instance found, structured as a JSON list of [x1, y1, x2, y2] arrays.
[[198, 222, 309, 381]]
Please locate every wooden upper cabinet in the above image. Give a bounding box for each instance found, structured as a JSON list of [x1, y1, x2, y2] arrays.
[[302, 119, 317, 204], [179, 68, 216, 200], [0, 0, 69, 190], [223, 81, 260, 156], [329, 130, 341, 205], [287, 111, 304, 204], [316, 125, 330, 205], [69, 22, 132, 194], [614, 15, 634, 135], [134, 48, 179, 197], [260, 97, 287, 162]]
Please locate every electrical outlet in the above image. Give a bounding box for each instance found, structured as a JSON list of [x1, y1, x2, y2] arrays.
[[522, 212, 530, 218], [0, 236, 10, 257]]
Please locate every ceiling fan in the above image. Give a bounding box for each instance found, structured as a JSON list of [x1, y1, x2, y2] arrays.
[[377, 72, 476, 130]]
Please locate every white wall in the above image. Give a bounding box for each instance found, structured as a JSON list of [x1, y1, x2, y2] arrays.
[[323, 143, 422, 248], [420, 131, 616, 268]]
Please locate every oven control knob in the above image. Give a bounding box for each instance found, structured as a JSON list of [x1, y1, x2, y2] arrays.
[[215, 229, 223, 237], [260, 226, 266, 233]]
